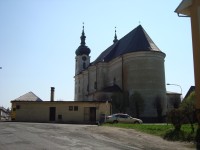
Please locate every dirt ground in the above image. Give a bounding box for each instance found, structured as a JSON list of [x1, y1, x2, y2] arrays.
[[0, 122, 195, 150], [85, 126, 195, 150]]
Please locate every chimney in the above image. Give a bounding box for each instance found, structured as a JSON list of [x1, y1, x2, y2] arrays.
[[50, 87, 55, 102]]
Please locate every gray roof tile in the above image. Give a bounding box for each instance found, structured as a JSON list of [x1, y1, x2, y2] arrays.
[[13, 92, 43, 101], [93, 25, 161, 64]]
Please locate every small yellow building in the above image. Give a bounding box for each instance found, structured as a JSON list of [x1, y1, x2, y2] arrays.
[[11, 91, 111, 124], [175, 0, 200, 115]]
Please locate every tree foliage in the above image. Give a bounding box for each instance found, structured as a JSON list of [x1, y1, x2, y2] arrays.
[[167, 91, 196, 133], [169, 96, 181, 109], [180, 91, 196, 133], [111, 91, 129, 113], [153, 96, 164, 122], [167, 108, 184, 131]]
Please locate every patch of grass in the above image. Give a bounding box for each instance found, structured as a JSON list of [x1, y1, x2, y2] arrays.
[[163, 129, 196, 142], [103, 123, 198, 142]]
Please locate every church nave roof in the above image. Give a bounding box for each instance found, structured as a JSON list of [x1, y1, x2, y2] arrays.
[[93, 25, 161, 64]]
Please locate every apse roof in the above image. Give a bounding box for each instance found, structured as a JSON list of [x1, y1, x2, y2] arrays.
[[102, 84, 122, 93], [93, 25, 161, 64], [12, 92, 43, 101]]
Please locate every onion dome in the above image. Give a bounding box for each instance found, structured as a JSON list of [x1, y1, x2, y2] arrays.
[[75, 24, 91, 56]]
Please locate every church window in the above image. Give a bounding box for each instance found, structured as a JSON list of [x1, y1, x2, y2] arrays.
[[94, 81, 97, 89], [87, 84, 89, 92], [83, 62, 86, 69], [113, 77, 116, 85], [82, 56, 87, 61], [78, 86, 80, 93]]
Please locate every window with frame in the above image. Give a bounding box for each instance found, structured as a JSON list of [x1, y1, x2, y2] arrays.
[[58, 114, 62, 120], [94, 81, 97, 89], [83, 62, 86, 69], [87, 84, 89, 92], [74, 106, 78, 111], [16, 105, 20, 109], [69, 106, 73, 111]]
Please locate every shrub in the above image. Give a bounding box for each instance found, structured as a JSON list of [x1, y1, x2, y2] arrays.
[[167, 108, 184, 131]]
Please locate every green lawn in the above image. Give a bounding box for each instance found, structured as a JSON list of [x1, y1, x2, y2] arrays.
[[103, 123, 198, 142]]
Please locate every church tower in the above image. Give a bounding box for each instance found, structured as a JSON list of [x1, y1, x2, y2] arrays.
[[75, 24, 91, 75], [74, 24, 91, 101]]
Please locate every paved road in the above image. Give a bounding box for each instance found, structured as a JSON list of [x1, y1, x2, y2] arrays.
[[0, 122, 194, 150]]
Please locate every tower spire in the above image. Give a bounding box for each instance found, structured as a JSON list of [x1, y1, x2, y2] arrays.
[[113, 27, 118, 43], [75, 22, 91, 56], [80, 22, 86, 46]]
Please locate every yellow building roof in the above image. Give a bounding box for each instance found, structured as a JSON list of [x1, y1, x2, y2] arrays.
[[175, 0, 192, 16]]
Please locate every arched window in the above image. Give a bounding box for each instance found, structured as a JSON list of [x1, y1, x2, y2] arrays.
[[83, 62, 86, 69], [87, 84, 89, 92], [94, 81, 97, 89], [113, 77, 116, 85]]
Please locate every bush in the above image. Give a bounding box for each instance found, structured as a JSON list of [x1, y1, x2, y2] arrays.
[[167, 109, 184, 131]]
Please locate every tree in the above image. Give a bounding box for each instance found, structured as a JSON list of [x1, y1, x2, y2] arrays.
[[111, 92, 129, 113], [129, 92, 144, 118], [122, 91, 129, 110], [169, 96, 181, 109], [111, 92, 124, 113], [153, 96, 164, 122], [167, 92, 196, 133], [180, 91, 196, 133], [167, 108, 184, 131]]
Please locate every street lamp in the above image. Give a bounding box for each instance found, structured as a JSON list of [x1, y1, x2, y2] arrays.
[[167, 83, 182, 95]]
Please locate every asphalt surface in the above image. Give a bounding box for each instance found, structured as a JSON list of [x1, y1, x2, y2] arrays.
[[0, 122, 194, 150]]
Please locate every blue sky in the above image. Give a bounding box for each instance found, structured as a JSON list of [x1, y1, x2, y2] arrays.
[[0, 0, 194, 108]]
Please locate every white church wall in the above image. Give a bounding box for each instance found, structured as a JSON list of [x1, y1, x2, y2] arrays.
[[107, 57, 122, 88], [83, 71, 89, 100], [123, 51, 167, 118], [96, 63, 107, 90], [88, 65, 97, 93]]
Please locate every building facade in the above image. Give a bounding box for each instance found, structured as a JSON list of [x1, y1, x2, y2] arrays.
[[74, 25, 167, 121], [175, 0, 200, 128], [11, 90, 111, 123]]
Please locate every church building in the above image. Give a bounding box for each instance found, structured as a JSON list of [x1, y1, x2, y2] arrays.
[[74, 25, 167, 121]]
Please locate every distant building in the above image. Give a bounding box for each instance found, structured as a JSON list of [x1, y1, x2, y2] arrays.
[[74, 25, 167, 122], [184, 86, 195, 99], [0, 106, 10, 121], [166, 92, 181, 112]]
